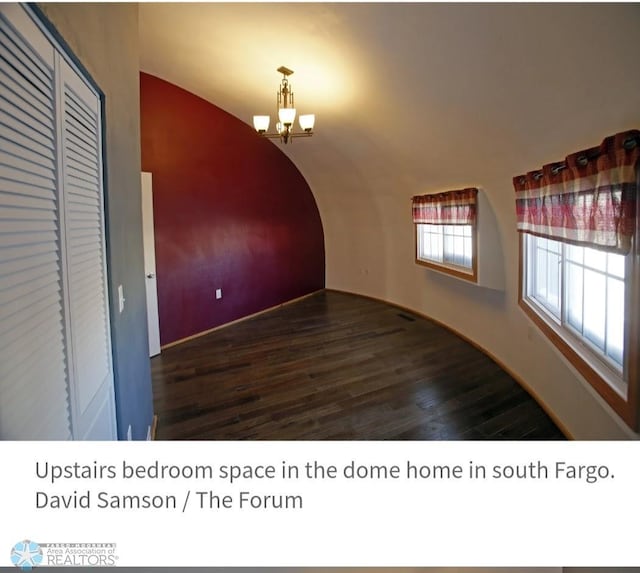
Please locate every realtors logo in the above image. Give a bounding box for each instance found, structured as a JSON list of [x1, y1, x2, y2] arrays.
[[9, 541, 117, 568], [10, 540, 42, 571]]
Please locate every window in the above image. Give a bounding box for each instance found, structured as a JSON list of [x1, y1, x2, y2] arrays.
[[523, 235, 628, 393], [515, 130, 639, 430], [417, 224, 473, 271], [412, 187, 478, 282]]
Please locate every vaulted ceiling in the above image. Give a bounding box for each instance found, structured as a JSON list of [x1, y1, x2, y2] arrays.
[[139, 3, 639, 195]]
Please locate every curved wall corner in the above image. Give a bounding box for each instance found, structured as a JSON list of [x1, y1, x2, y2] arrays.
[[140, 73, 325, 346], [475, 189, 505, 291]]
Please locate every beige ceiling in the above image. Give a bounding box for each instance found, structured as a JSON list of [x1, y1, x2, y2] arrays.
[[139, 2, 639, 197]]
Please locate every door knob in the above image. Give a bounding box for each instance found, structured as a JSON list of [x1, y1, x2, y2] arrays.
[[146, 273, 155, 279]]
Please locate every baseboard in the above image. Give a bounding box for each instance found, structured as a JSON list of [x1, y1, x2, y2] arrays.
[[160, 290, 323, 351], [150, 415, 158, 440], [326, 288, 574, 440]]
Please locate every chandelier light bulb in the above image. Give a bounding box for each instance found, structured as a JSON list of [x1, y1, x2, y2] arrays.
[[253, 115, 270, 133], [299, 114, 315, 132], [278, 107, 296, 126]]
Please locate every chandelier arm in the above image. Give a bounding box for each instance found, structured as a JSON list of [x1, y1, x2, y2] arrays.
[[258, 132, 313, 140]]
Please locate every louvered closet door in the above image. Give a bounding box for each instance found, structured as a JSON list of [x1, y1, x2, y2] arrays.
[[0, 5, 71, 439], [0, 4, 116, 440], [59, 59, 116, 440]]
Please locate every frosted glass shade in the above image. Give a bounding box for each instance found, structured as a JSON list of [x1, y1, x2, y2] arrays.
[[253, 115, 270, 132], [299, 114, 315, 131], [278, 107, 296, 125]]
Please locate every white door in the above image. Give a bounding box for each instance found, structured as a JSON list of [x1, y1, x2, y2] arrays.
[[141, 172, 161, 356], [59, 57, 117, 440], [0, 4, 116, 439], [0, 5, 71, 439]]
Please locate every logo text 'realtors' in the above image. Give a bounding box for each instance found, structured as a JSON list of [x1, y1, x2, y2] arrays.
[[10, 541, 117, 569]]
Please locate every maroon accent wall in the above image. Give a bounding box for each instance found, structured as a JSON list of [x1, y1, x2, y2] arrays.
[[140, 73, 325, 346]]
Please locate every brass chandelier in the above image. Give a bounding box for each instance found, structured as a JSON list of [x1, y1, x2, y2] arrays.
[[253, 66, 315, 144]]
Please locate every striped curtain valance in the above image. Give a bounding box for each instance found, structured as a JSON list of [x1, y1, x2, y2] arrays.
[[412, 187, 478, 225], [513, 129, 639, 254]]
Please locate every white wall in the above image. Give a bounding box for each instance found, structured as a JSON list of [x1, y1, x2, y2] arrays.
[[305, 4, 640, 439]]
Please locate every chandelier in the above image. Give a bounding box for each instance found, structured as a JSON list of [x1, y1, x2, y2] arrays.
[[253, 66, 315, 144]]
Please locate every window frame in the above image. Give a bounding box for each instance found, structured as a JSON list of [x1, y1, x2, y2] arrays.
[[415, 220, 478, 283], [518, 229, 640, 431]]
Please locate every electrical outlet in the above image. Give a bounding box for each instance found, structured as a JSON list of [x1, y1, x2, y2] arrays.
[[118, 285, 125, 313], [127, 424, 132, 440], [215, 288, 222, 300]]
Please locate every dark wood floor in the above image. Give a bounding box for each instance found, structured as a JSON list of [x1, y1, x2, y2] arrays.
[[151, 290, 565, 440]]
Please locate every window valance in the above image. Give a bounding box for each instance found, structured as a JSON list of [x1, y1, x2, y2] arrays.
[[513, 129, 639, 254], [412, 187, 478, 225]]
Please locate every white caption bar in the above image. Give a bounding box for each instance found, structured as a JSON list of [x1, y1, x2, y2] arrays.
[[1, 441, 638, 567]]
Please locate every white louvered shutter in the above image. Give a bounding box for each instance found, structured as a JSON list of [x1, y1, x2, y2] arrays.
[[59, 58, 115, 439], [0, 6, 71, 439], [0, 4, 116, 440]]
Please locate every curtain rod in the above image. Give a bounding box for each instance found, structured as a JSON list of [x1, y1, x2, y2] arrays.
[[527, 134, 638, 181]]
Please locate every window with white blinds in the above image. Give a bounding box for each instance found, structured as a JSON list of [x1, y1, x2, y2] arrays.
[[0, 4, 116, 440]]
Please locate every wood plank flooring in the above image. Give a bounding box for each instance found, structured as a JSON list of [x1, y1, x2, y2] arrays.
[[151, 290, 565, 440]]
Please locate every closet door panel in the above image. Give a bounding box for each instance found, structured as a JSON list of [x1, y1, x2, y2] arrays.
[[0, 6, 71, 440], [59, 58, 115, 440]]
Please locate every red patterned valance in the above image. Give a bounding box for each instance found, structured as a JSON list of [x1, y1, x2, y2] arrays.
[[412, 187, 478, 225], [514, 129, 639, 254]]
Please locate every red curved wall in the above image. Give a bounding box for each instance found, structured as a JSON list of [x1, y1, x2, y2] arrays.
[[140, 73, 325, 346]]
